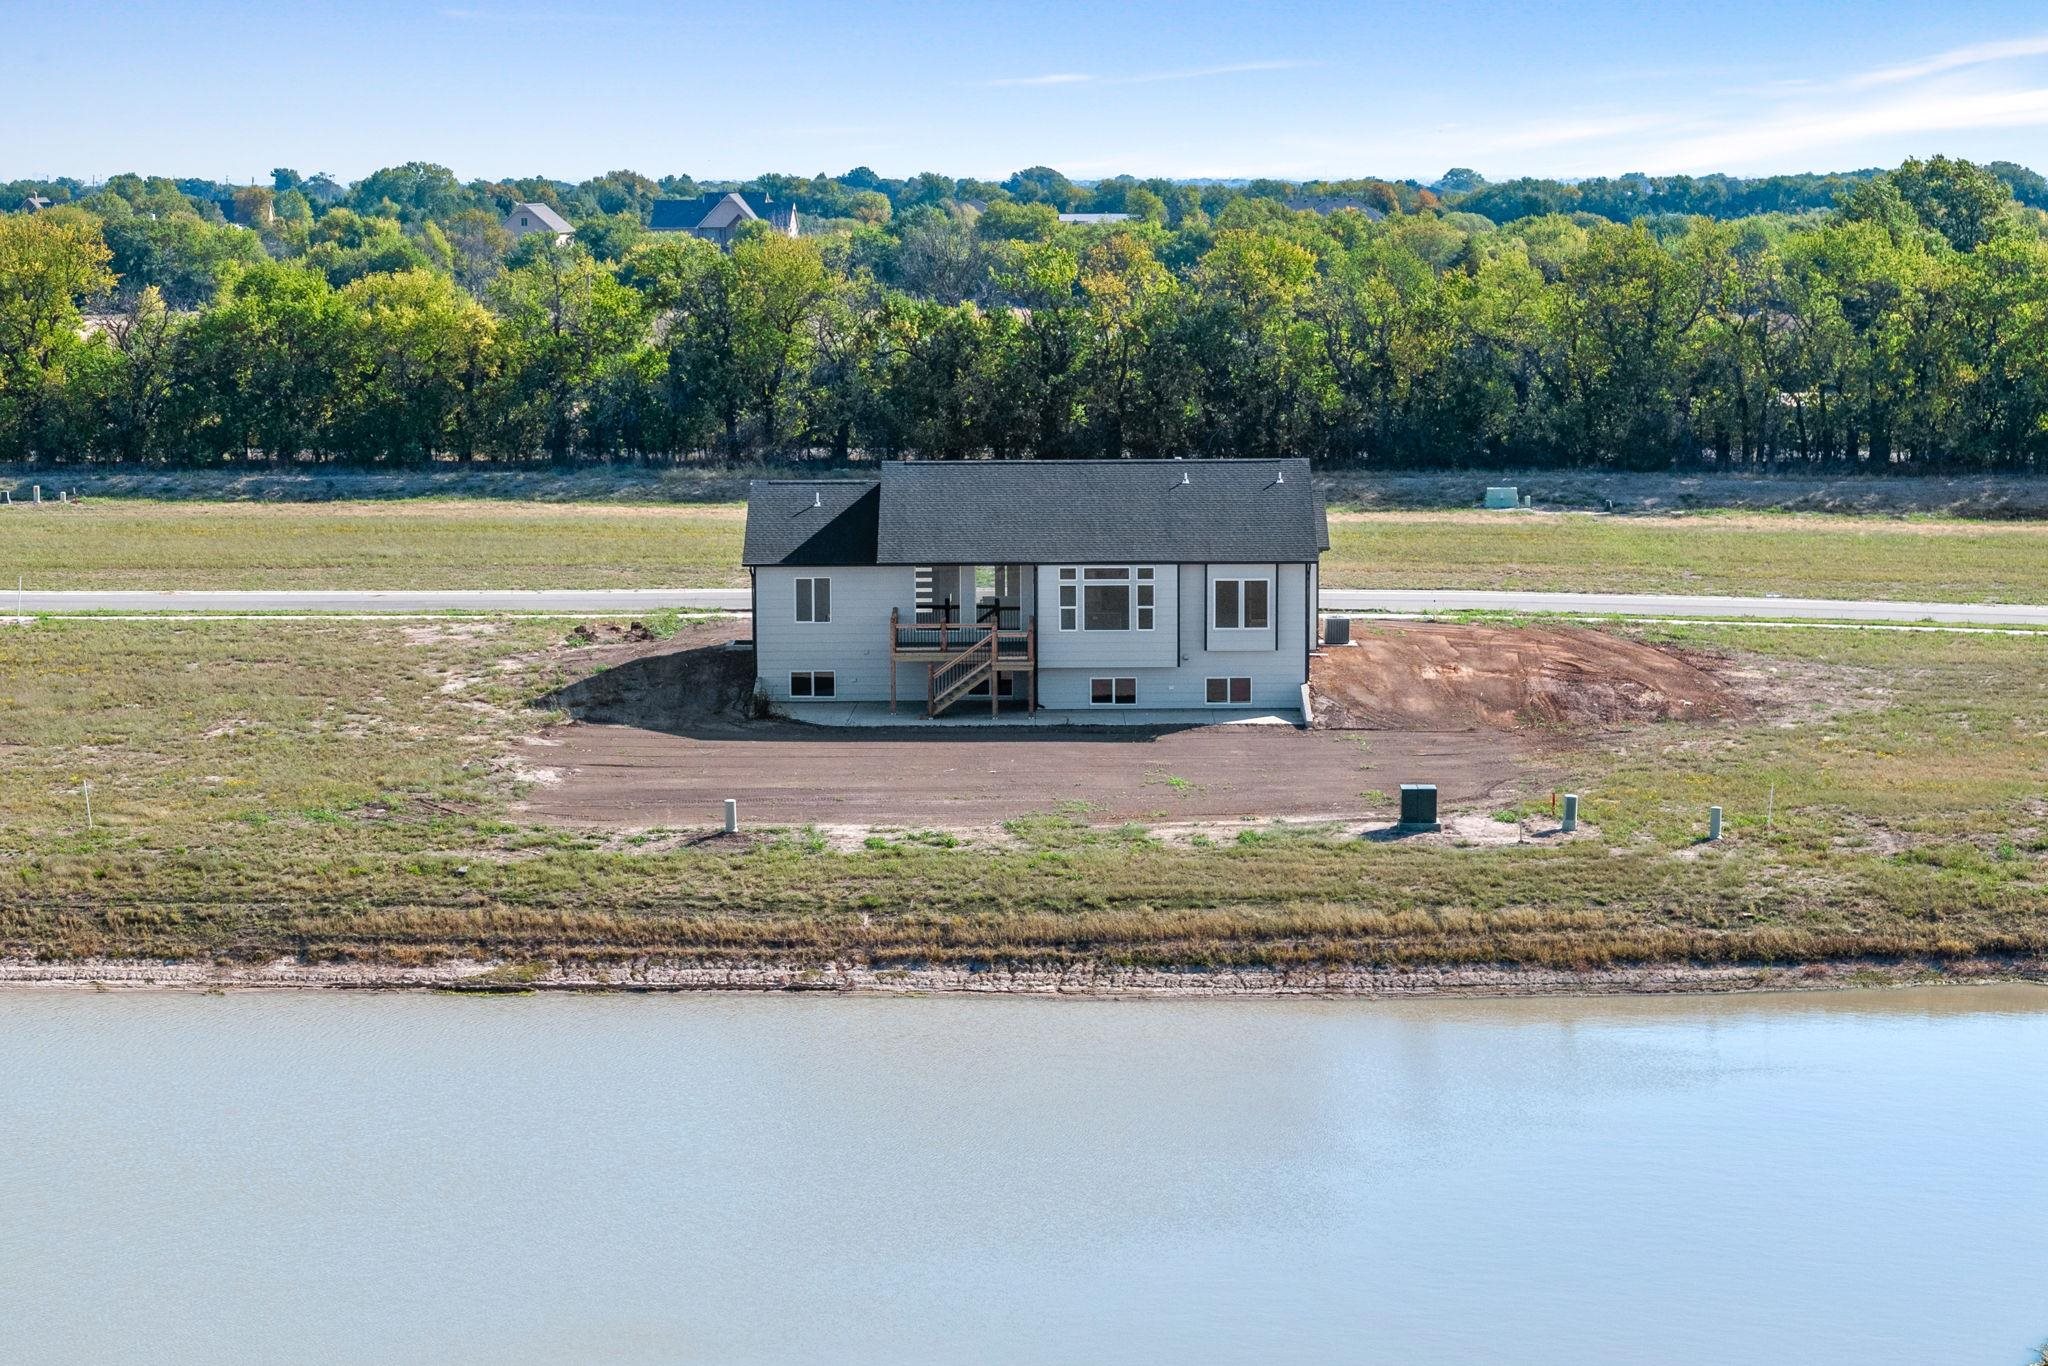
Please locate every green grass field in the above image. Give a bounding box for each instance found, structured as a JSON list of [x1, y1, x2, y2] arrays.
[[2, 616, 2042, 973], [5, 499, 2048, 600], [1326, 512, 2048, 602]]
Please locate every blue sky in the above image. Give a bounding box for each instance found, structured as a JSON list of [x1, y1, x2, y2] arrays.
[[10, 0, 2048, 183]]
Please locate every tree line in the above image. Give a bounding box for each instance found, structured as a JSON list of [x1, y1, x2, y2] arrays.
[[2, 154, 2046, 471]]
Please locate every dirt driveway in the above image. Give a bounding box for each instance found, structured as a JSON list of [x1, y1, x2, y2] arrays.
[[517, 721, 1529, 829], [513, 623, 1535, 829]]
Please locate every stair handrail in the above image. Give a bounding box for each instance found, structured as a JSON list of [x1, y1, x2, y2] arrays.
[[928, 627, 997, 712]]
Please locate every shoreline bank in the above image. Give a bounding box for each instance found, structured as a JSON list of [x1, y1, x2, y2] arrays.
[[4, 956, 2043, 998]]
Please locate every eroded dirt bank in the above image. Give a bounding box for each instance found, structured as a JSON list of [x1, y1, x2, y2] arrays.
[[3, 957, 2042, 999]]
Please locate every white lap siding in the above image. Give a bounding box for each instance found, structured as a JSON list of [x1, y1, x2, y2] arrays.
[[753, 565, 916, 703], [1033, 562, 1310, 712]]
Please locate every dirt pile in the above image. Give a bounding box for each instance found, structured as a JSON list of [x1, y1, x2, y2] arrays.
[[536, 620, 758, 733], [1312, 622, 1742, 731], [567, 620, 658, 645]]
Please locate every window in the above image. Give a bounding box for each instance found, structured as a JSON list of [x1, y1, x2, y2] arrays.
[[1058, 566, 1153, 631], [789, 671, 835, 698], [1090, 676, 1137, 706], [1206, 677, 1253, 705], [1212, 577, 1269, 630], [795, 576, 831, 623]]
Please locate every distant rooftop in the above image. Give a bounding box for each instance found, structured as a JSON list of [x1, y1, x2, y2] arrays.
[[506, 201, 573, 233]]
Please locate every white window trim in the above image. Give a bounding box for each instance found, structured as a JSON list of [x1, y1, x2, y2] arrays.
[[1057, 566, 1154, 632], [795, 576, 831, 624], [1211, 576, 1271, 632], [789, 670, 835, 698], [1088, 676, 1138, 706]]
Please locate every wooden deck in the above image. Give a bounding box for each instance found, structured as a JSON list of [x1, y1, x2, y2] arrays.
[[889, 608, 1036, 716]]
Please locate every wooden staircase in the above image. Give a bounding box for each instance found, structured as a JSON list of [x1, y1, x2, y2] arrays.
[[889, 607, 1036, 717], [926, 629, 996, 716]]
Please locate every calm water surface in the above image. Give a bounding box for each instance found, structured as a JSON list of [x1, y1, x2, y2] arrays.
[[1, 987, 2044, 1365]]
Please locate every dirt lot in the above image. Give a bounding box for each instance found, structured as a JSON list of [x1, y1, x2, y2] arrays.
[[516, 621, 1540, 829], [1311, 622, 1742, 730], [512, 619, 1749, 831]]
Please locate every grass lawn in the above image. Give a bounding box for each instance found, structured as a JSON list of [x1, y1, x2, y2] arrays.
[[1325, 511, 2048, 602], [5, 499, 2048, 601], [2, 616, 2043, 973], [0, 500, 750, 591]]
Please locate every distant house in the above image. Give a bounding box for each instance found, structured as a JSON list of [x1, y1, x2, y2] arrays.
[[648, 192, 799, 247], [20, 196, 52, 213], [1057, 211, 1133, 225], [741, 459, 1327, 721], [503, 202, 574, 244]]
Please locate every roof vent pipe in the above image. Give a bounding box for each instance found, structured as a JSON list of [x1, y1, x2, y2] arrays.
[[1181, 471, 1190, 486], [1276, 469, 1284, 484], [813, 490, 822, 508]]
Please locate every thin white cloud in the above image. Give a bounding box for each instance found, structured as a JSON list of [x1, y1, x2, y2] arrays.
[[986, 72, 1092, 87], [1655, 86, 2048, 171], [985, 60, 1315, 90], [1486, 113, 1675, 151], [1846, 34, 2048, 89]]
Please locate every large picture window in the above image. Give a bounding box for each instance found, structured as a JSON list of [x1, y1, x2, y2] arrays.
[[1212, 577, 1269, 631], [795, 576, 831, 623], [1058, 567, 1154, 631]]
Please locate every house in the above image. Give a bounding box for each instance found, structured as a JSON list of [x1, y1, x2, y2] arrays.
[[503, 201, 574, 244], [741, 459, 1327, 721], [648, 192, 799, 247], [1056, 211, 1133, 225], [20, 196, 52, 213]]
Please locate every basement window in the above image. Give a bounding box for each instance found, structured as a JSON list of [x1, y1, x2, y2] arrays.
[[1205, 677, 1253, 705], [795, 576, 831, 623], [1090, 676, 1137, 706], [789, 671, 835, 698]]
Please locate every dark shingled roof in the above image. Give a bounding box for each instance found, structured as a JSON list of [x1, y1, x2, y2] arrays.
[[650, 192, 796, 232], [877, 459, 1323, 563], [741, 481, 879, 565], [742, 460, 1324, 566]]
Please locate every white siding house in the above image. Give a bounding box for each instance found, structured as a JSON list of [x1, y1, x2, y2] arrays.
[[741, 460, 1328, 722], [503, 202, 573, 244]]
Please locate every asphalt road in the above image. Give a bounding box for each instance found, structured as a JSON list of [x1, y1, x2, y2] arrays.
[[10, 586, 2048, 625]]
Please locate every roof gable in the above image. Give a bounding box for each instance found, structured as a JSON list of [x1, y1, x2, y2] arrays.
[[508, 201, 572, 233], [697, 193, 758, 230], [741, 481, 880, 565], [650, 192, 793, 232]]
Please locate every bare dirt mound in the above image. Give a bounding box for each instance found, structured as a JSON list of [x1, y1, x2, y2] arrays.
[[535, 619, 758, 734], [1312, 622, 1742, 731]]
